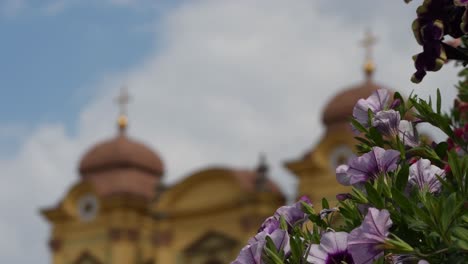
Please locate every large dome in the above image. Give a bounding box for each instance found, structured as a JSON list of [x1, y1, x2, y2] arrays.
[[322, 80, 383, 126], [79, 134, 164, 177]]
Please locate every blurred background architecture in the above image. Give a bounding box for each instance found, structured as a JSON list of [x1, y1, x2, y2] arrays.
[[40, 32, 388, 263], [1, 1, 461, 264]]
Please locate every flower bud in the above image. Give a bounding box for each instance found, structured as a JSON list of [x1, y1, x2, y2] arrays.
[[336, 193, 352, 201]]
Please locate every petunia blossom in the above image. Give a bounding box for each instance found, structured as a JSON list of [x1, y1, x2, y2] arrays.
[[336, 193, 352, 201], [232, 242, 264, 264], [372, 110, 401, 136], [336, 164, 351, 186], [391, 254, 429, 264], [232, 229, 289, 264], [308, 232, 354, 264], [348, 208, 393, 264], [274, 196, 311, 227], [337, 147, 400, 185], [398, 120, 419, 147], [258, 216, 280, 234], [408, 159, 445, 193], [353, 89, 391, 128]]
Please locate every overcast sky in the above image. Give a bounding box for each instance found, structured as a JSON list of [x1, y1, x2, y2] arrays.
[[0, 0, 462, 263]]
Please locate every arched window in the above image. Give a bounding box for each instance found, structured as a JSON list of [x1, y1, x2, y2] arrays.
[[181, 231, 238, 264], [74, 252, 102, 264]]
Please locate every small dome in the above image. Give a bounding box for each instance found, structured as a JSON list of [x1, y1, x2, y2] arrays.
[[79, 134, 164, 176], [322, 80, 383, 126]]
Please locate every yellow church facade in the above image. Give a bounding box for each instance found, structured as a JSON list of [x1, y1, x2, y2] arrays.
[[41, 34, 387, 264]]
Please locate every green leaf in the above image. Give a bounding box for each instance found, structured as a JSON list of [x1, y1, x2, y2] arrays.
[[434, 142, 448, 159], [436, 88, 442, 114], [395, 163, 410, 191], [452, 227, 468, 242], [365, 182, 384, 209], [288, 235, 302, 263], [351, 187, 368, 204], [391, 188, 412, 213], [263, 247, 284, 264], [321, 198, 329, 209], [350, 118, 367, 133], [454, 239, 468, 251], [301, 201, 315, 215], [368, 127, 384, 146], [280, 216, 288, 230]]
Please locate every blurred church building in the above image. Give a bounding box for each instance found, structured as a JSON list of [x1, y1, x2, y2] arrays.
[[41, 32, 390, 264]]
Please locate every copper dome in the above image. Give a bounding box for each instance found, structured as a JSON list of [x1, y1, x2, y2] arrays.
[[79, 134, 164, 176], [322, 80, 384, 126]]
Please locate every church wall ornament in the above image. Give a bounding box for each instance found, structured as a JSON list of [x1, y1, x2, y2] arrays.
[[151, 230, 173, 247], [48, 238, 62, 252], [108, 228, 141, 242]]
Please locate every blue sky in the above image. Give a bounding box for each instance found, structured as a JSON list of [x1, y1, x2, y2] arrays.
[[0, 1, 462, 263], [0, 1, 174, 150]]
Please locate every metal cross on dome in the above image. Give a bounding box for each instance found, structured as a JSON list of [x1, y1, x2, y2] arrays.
[[361, 30, 378, 79], [361, 30, 377, 62], [115, 86, 132, 132], [116, 86, 131, 117]]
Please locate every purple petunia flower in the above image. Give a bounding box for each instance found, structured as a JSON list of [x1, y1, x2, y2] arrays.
[[232, 197, 311, 264], [336, 193, 352, 201], [232, 229, 289, 264], [391, 254, 429, 264], [232, 242, 264, 264], [336, 147, 400, 185], [353, 89, 391, 128], [336, 164, 351, 186], [408, 159, 445, 193], [398, 120, 419, 147], [372, 110, 401, 136], [308, 231, 354, 264], [348, 208, 393, 264], [258, 216, 280, 234], [372, 110, 419, 147], [274, 196, 311, 227]]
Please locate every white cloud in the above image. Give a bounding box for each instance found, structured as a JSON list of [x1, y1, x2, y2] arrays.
[[1, 0, 25, 17], [41, 0, 68, 15], [0, 0, 461, 263]]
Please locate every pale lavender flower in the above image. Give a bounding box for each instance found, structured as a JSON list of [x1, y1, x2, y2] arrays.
[[372, 110, 401, 136], [232, 197, 309, 264], [269, 229, 290, 254], [274, 196, 311, 226], [372, 110, 419, 147], [408, 159, 445, 193], [390, 254, 428, 264], [307, 231, 354, 264], [233, 229, 289, 264], [232, 242, 264, 264], [348, 208, 393, 264], [337, 147, 400, 185], [336, 164, 351, 186], [353, 89, 391, 127], [258, 216, 280, 234], [336, 193, 352, 201], [398, 120, 419, 147]]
